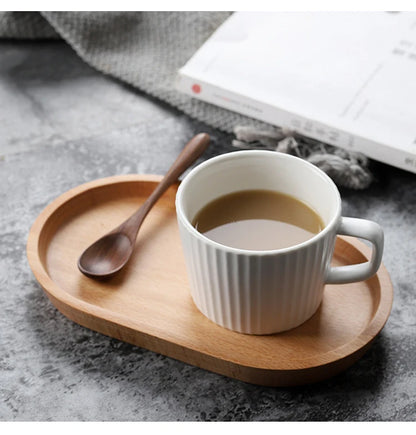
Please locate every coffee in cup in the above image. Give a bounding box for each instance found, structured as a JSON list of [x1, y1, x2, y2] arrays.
[[192, 189, 324, 251]]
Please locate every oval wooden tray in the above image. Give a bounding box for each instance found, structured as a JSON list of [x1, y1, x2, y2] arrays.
[[27, 174, 393, 386]]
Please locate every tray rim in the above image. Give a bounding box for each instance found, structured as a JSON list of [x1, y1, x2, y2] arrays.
[[26, 174, 394, 378]]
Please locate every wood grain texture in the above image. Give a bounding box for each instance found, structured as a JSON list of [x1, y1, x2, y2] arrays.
[[27, 174, 394, 386]]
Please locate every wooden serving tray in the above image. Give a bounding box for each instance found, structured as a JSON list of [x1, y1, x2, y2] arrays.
[[27, 174, 393, 386]]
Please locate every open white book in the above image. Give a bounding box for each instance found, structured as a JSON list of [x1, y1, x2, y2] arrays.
[[176, 12, 416, 174]]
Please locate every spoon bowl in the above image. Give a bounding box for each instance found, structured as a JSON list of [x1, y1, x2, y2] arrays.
[[78, 133, 210, 278], [78, 233, 133, 278]]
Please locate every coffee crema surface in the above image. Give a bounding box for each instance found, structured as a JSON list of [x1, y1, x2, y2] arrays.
[[192, 189, 324, 251]]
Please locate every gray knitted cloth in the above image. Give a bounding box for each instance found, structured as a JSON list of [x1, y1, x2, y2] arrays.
[[0, 11, 373, 189]]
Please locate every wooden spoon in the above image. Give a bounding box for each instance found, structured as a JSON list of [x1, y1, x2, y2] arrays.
[[78, 133, 210, 278]]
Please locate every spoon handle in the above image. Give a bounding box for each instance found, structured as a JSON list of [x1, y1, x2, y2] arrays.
[[121, 133, 210, 238]]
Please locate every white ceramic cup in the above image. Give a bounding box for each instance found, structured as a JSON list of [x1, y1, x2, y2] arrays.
[[176, 151, 384, 334]]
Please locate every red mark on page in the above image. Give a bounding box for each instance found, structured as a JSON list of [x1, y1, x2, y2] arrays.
[[192, 84, 201, 94]]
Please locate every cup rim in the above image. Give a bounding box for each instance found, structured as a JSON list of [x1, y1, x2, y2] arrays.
[[176, 150, 341, 255]]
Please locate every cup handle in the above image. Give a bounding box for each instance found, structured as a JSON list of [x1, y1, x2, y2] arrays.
[[325, 217, 384, 284]]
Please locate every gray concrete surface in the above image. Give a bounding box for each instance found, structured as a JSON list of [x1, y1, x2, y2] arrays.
[[1, 41, 415, 421]]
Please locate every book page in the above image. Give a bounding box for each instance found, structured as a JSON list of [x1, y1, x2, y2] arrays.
[[181, 12, 416, 157]]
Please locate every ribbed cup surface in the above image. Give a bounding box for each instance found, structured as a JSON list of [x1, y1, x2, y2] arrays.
[[178, 220, 337, 334]]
